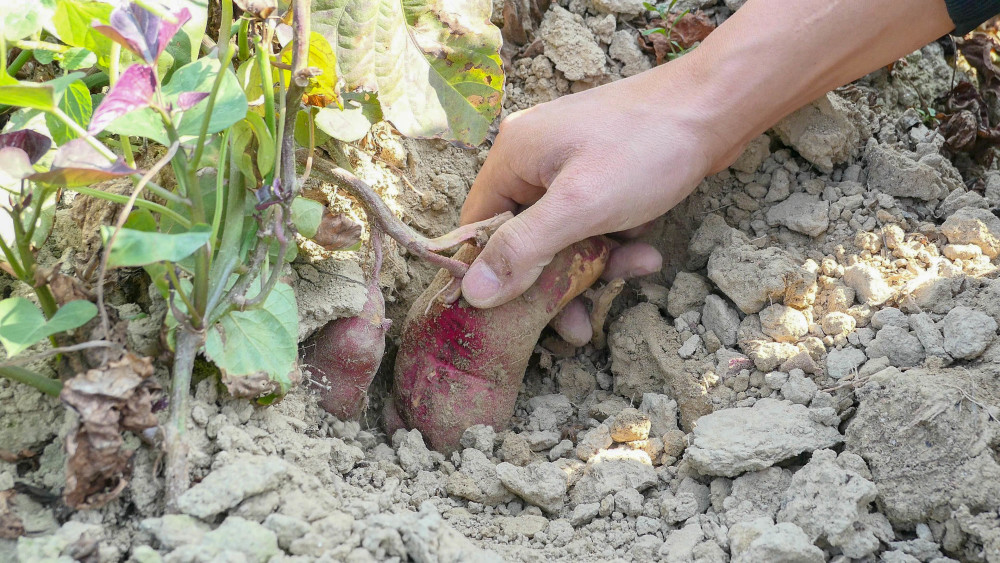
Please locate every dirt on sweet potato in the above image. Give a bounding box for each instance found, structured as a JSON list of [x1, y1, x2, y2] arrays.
[[387, 236, 612, 453]]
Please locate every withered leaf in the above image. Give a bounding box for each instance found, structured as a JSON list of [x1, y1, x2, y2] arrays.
[[641, 11, 715, 65], [939, 109, 978, 152], [0, 490, 24, 540], [60, 354, 160, 509], [956, 34, 1000, 99], [312, 211, 363, 252]]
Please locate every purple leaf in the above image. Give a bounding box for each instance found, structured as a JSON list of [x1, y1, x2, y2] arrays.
[[93, 4, 191, 64], [0, 130, 52, 164], [177, 91, 209, 111], [88, 64, 156, 135], [0, 147, 35, 182], [28, 139, 136, 187]]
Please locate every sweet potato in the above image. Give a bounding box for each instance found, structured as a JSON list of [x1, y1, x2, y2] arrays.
[[302, 281, 388, 420], [387, 236, 612, 452]]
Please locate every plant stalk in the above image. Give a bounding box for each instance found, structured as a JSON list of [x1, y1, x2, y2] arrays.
[[0, 366, 61, 397], [164, 328, 202, 512]]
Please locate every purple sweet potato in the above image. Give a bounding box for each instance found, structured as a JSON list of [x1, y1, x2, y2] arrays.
[[386, 236, 612, 452], [302, 280, 387, 421]]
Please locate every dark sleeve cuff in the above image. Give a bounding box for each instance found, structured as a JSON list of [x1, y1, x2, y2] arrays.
[[946, 0, 1000, 35]]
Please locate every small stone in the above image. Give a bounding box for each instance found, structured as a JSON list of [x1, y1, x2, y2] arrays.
[[759, 305, 809, 343], [496, 462, 568, 513], [773, 93, 859, 173], [731, 134, 771, 174], [589, 0, 645, 17], [763, 371, 789, 389], [549, 439, 574, 461], [940, 207, 1000, 258], [766, 168, 792, 202], [498, 433, 533, 466], [865, 326, 925, 367], [781, 369, 818, 405], [615, 488, 644, 517], [865, 142, 948, 201], [577, 423, 613, 461], [662, 429, 687, 458], [446, 449, 515, 505], [871, 307, 908, 330], [908, 313, 948, 358], [822, 312, 856, 337], [176, 457, 290, 519], [539, 6, 607, 81], [732, 521, 825, 563], [942, 244, 982, 261], [499, 514, 549, 538], [942, 306, 997, 360], [843, 263, 893, 306], [610, 408, 652, 442], [608, 30, 651, 77], [397, 429, 435, 476], [140, 515, 210, 550], [678, 335, 701, 359], [765, 193, 830, 237], [667, 272, 713, 318], [570, 503, 600, 527], [684, 399, 843, 477], [707, 230, 814, 314], [703, 295, 741, 346], [826, 347, 867, 379], [571, 449, 657, 504], [460, 425, 497, 453], [640, 393, 679, 436]]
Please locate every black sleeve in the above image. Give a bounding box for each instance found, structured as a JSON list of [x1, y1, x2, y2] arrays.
[[945, 0, 1000, 35]]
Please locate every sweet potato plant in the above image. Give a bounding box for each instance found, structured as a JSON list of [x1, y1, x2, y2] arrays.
[[0, 0, 504, 509]]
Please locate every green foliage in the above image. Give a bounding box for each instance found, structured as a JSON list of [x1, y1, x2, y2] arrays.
[[0, 0, 56, 41], [313, 0, 503, 146], [0, 297, 96, 357], [204, 282, 298, 393], [44, 80, 93, 144], [49, 0, 114, 67], [100, 224, 212, 267]]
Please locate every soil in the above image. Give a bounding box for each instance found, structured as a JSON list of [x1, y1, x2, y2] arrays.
[[3, 1, 1000, 562]]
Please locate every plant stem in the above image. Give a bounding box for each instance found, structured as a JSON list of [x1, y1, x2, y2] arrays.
[[68, 186, 191, 228], [0, 366, 61, 397], [237, 18, 250, 61], [164, 327, 201, 512], [6, 49, 32, 76], [218, 0, 234, 63], [306, 155, 511, 279], [189, 44, 236, 173], [50, 107, 118, 161], [256, 40, 277, 138], [280, 0, 310, 200]]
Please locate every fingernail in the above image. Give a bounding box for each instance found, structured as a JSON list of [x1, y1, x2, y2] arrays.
[[462, 261, 501, 307]]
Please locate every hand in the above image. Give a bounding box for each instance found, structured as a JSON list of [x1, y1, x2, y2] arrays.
[[460, 61, 739, 309]]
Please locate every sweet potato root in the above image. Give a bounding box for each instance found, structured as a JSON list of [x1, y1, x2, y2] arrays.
[[302, 282, 387, 420], [387, 236, 612, 452]]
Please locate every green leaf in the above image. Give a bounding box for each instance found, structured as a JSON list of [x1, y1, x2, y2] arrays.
[[204, 282, 298, 393], [313, 0, 503, 146], [100, 223, 212, 267], [106, 57, 247, 144], [244, 111, 275, 181], [280, 32, 339, 103], [0, 297, 96, 357], [58, 47, 98, 70], [33, 50, 57, 65], [1, 0, 55, 41], [312, 92, 382, 142], [49, 0, 114, 68], [291, 196, 323, 239], [44, 80, 92, 144], [0, 81, 56, 112]]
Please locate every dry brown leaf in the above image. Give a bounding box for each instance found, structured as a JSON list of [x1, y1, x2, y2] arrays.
[[641, 11, 715, 65], [60, 354, 160, 509], [0, 490, 24, 540], [220, 368, 301, 401], [312, 210, 363, 252]]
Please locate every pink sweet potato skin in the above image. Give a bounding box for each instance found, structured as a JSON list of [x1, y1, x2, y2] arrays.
[[388, 236, 612, 453], [302, 282, 387, 420]]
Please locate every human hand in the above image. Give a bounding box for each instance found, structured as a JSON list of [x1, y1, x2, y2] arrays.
[[459, 61, 740, 311]]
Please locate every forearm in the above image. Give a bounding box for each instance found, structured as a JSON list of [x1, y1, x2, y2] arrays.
[[678, 0, 955, 171]]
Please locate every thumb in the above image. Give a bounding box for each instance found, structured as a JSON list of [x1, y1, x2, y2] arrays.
[[461, 191, 583, 309]]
